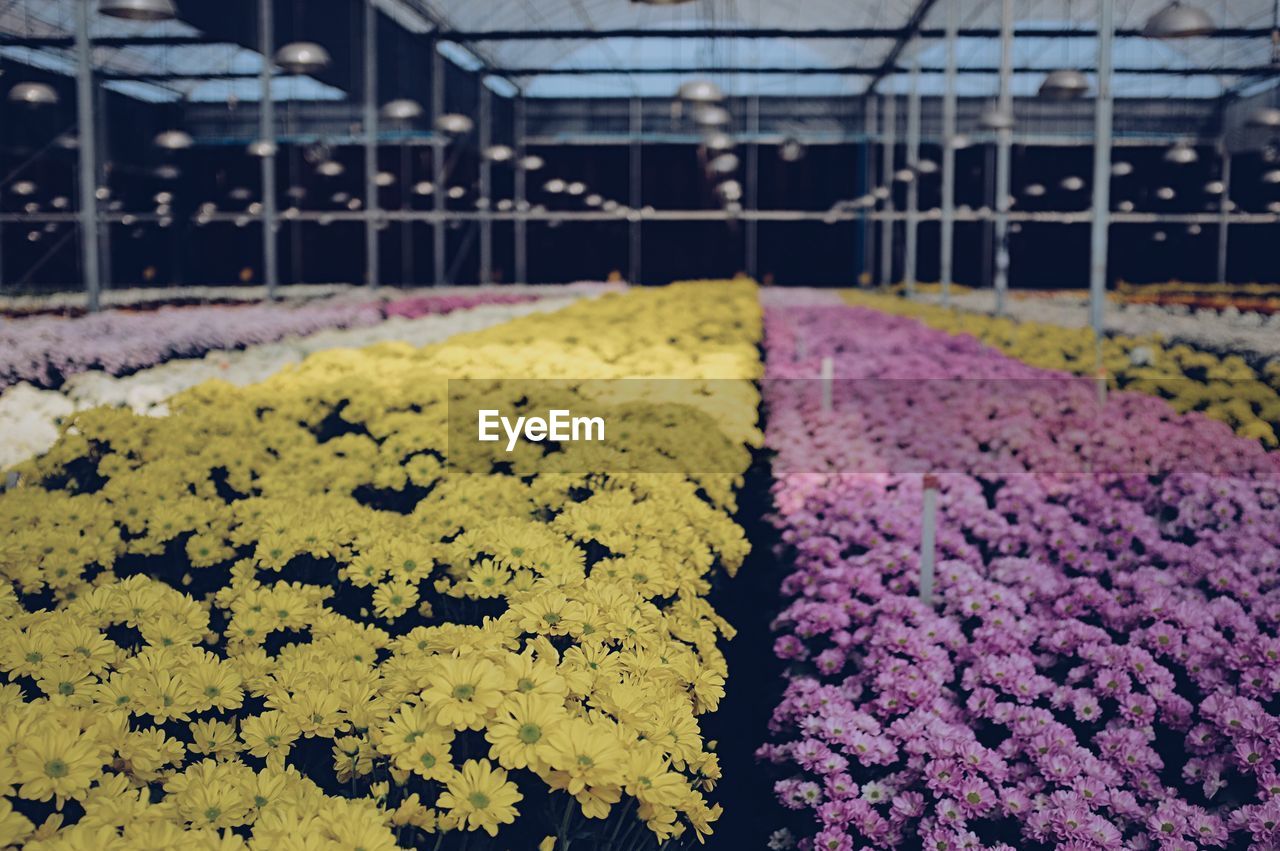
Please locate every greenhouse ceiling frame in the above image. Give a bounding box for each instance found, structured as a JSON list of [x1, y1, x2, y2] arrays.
[[5, 0, 1280, 308]]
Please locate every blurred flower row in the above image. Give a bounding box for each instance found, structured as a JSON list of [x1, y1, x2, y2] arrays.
[[759, 305, 1280, 850]]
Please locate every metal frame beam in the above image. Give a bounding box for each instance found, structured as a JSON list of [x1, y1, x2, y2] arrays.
[[867, 0, 943, 94], [1089, 0, 1116, 338], [259, 0, 279, 298], [74, 0, 100, 312], [481, 65, 1280, 78], [436, 26, 1272, 41]]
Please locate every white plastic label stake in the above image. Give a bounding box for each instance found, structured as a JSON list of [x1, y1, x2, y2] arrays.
[[920, 473, 939, 606], [820, 356, 834, 412]]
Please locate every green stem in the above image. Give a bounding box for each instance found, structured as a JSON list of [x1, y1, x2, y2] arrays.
[[607, 797, 637, 845], [557, 795, 576, 851]]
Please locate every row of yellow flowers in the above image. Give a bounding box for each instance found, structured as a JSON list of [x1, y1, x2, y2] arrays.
[[842, 290, 1280, 448], [0, 281, 763, 849]]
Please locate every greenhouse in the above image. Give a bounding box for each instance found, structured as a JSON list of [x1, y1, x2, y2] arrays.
[[1, 1, 1279, 849]]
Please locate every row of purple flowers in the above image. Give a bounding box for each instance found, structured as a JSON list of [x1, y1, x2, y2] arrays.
[[0, 293, 535, 391], [758, 306, 1280, 851]]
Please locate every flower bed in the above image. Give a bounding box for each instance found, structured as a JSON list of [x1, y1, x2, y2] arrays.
[[0, 298, 574, 472], [0, 293, 542, 393], [759, 305, 1280, 851], [844, 291, 1280, 448], [0, 281, 762, 848]]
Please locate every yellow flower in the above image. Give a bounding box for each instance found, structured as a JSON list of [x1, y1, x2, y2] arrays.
[[15, 730, 105, 802], [0, 799, 34, 847], [422, 655, 505, 731], [436, 759, 523, 837], [486, 693, 565, 770], [372, 579, 418, 621], [240, 711, 300, 764]]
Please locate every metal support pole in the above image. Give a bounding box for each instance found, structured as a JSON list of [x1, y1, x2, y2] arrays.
[[1217, 145, 1231, 284], [363, 0, 379, 288], [940, 0, 959, 305], [746, 94, 760, 279], [432, 47, 446, 285], [629, 96, 642, 285], [879, 92, 896, 288], [993, 0, 1014, 315], [514, 97, 528, 284], [259, 0, 279, 297], [75, 0, 101, 312], [1089, 0, 1115, 338], [479, 83, 493, 284], [862, 96, 877, 286], [905, 60, 921, 296]]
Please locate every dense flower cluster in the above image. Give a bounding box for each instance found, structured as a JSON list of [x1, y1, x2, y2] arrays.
[[0, 293, 537, 392], [844, 291, 1280, 448], [0, 281, 761, 849], [760, 305, 1280, 851], [0, 298, 575, 472]]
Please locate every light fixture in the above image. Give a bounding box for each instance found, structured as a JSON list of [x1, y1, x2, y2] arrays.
[[154, 130, 194, 150], [316, 160, 345, 177], [693, 105, 731, 127], [894, 168, 916, 183], [950, 134, 972, 149], [1247, 107, 1280, 128], [229, 187, 253, 201], [566, 181, 587, 196], [154, 191, 173, 205], [718, 180, 743, 202], [677, 79, 725, 103], [413, 181, 435, 195], [331, 191, 350, 204], [1264, 169, 1280, 184], [1152, 230, 1168, 242], [1156, 186, 1176, 200], [434, 113, 474, 135], [11, 181, 37, 196], [544, 178, 567, 194], [274, 42, 331, 75], [1110, 161, 1134, 177], [518, 154, 545, 171], [99, 0, 176, 20], [1038, 69, 1090, 99], [1164, 142, 1198, 164], [709, 153, 740, 175], [1142, 2, 1216, 38], [1187, 223, 1202, 235], [1117, 200, 1135, 212], [779, 138, 805, 163], [585, 194, 604, 207], [374, 171, 395, 187], [154, 164, 181, 179], [51, 196, 69, 209], [704, 131, 734, 152], [8, 82, 58, 106], [484, 144, 515, 162], [380, 98, 424, 121], [916, 159, 939, 174], [1024, 183, 1047, 197], [247, 139, 277, 158], [54, 133, 78, 149], [1060, 176, 1085, 191], [496, 198, 514, 211], [980, 107, 1014, 130], [447, 186, 466, 200], [1203, 180, 1224, 194]]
